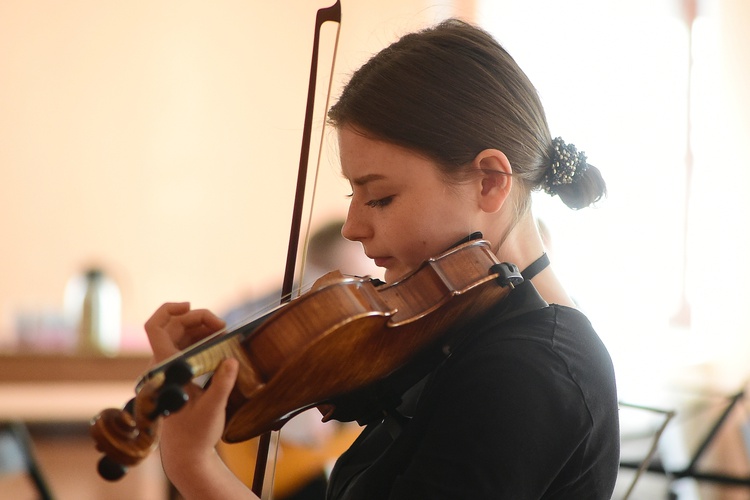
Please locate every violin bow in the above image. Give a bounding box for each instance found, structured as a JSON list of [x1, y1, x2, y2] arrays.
[[252, 2, 342, 497]]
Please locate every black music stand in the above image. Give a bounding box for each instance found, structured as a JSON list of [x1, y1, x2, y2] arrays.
[[620, 389, 750, 492], [0, 421, 54, 500]]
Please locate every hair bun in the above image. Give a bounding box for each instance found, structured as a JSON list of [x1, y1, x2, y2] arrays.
[[544, 137, 606, 209]]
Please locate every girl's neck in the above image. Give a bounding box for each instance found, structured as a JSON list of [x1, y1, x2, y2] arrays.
[[496, 215, 576, 308]]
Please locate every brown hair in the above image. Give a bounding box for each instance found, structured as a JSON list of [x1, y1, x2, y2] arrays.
[[328, 19, 605, 214]]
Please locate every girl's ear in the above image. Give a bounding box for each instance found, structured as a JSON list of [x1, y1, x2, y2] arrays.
[[472, 149, 513, 213]]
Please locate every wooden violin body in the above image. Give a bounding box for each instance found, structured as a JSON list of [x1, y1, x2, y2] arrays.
[[90, 239, 523, 479]]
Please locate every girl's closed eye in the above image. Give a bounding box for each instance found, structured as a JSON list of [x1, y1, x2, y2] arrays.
[[366, 195, 394, 208]]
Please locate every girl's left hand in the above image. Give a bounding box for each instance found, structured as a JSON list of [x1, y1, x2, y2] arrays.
[[145, 301, 226, 362], [159, 358, 239, 479], [143, 302, 241, 492]]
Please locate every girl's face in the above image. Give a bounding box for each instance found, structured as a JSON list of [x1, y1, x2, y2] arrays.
[[339, 126, 485, 283]]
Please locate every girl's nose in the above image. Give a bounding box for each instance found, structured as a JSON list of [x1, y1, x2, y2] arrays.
[[342, 203, 369, 242]]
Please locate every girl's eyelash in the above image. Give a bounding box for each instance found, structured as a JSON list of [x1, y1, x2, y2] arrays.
[[345, 193, 394, 207], [366, 196, 394, 208]]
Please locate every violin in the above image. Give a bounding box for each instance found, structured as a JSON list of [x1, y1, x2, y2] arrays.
[[90, 238, 523, 480]]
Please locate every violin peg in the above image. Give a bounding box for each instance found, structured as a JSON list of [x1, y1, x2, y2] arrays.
[[150, 384, 188, 419], [123, 397, 135, 415], [164, 358, 193, 385], [98, 455, 127, 481]]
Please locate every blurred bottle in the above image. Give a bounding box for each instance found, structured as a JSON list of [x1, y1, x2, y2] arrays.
[[65, 268, 122, 355]]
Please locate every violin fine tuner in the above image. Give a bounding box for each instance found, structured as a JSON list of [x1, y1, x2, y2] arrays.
[[490, 262, 524, 288]]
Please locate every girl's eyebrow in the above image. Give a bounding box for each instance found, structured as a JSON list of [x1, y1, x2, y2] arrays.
[[351, 173, 386, 187]]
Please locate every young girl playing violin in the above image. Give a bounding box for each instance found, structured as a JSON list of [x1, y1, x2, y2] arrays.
[[146, 19, 619, 499]]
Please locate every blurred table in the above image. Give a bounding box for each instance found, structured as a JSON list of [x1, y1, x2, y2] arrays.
[[0, 353, 151, 421], [0, 353, 171, 500]]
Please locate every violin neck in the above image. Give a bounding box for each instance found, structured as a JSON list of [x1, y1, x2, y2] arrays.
[[136, 312, 269, 390]]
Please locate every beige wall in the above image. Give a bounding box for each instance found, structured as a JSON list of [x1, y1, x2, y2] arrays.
[[0, 1, 469, 348], [2, 0, 749, 369]]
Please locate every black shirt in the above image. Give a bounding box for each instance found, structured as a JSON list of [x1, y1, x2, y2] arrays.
[[327, 280, 619, 499]]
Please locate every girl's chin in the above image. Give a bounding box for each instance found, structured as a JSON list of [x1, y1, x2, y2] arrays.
[[384, 266, 412, 284], [383, 269, 399, 283]]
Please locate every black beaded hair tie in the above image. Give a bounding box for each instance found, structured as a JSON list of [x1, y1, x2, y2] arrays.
[[543, 137, 588, 196]]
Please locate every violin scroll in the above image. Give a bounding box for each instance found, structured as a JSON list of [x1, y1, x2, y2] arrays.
[[90, 360, 193, 481]]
